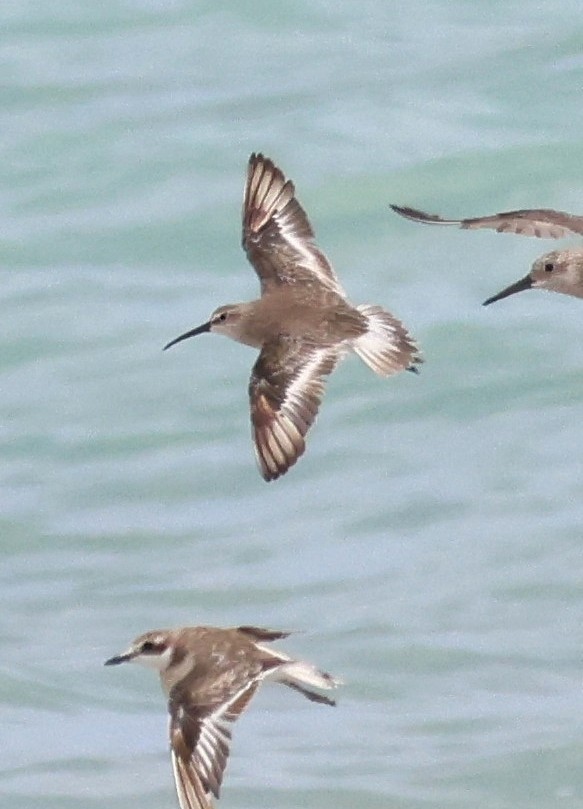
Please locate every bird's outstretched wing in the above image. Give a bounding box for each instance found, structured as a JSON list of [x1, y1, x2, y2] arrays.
[[390, 204, 583, 239], [249, 337, 343, 481], [169, 676, 264, 809], [242, 153, 346, 295]]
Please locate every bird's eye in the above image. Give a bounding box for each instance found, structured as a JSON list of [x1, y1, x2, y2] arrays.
[[218, 312, 228, 322], [544, 262, 554, 272], [141, 641, 155, 653]]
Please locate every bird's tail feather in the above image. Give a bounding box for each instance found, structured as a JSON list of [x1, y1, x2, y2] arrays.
[[352, 304, 422, 377], [271, 660, 341, 706]]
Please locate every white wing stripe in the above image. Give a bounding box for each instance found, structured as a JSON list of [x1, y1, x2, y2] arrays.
[[276, 215, 343, 293], [172, 749, 208, 809], [189, 678, 269, 788], [279, 348, 343, 420]]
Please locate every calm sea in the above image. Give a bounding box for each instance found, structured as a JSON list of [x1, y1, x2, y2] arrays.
[[2, 2, 583, 808]]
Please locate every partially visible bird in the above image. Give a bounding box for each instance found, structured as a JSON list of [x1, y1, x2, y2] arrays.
[[390, 204, 583, 305], [165, 153, 421, 481], [105, 625, 341, 809]]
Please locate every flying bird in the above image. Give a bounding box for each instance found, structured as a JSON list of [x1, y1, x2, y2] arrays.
[[165, 153, 421, 481], [390, 204, 583, 305], [105, 625, 340, 809]]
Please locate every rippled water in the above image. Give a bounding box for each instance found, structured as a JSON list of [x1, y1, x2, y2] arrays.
[[2, 3, 583, 808]]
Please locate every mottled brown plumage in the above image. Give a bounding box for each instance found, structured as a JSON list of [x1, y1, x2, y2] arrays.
[[105, 625, 340, 809], [165, 154, 421, 480]]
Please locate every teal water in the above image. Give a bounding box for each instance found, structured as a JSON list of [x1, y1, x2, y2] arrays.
[[2, 2, 583, 808]]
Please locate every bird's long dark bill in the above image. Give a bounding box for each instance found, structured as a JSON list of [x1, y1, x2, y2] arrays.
[[104, 653, 133, 666], [482, 274, 533, 306], [163, 321, 211, 351]]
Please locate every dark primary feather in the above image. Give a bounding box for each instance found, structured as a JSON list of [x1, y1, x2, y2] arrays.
[[242, 153, 345, 295], [172, 750, 211, 809]]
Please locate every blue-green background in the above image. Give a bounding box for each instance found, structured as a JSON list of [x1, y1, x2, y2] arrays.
[[2, 3, 583, 808]]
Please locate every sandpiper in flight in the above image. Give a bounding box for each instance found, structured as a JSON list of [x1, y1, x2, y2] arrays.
[[390, 204, 583, 305], [105, 624, 340, 809], [165, 153, 422, 481]]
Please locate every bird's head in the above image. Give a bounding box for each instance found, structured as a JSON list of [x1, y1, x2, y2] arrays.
[[163, 304, 247, 350], [104, 630, 173, 672], [483, 249, 582, 306], [529, 250, 583, 296]]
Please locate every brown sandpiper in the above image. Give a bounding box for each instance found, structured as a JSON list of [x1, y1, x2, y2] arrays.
[[390, 203, 583, 306], [105, 624, 340, 809], [165, 153, 422, 481]]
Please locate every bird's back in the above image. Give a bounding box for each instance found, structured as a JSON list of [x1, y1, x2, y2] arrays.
[[248, 288, 367, 346]]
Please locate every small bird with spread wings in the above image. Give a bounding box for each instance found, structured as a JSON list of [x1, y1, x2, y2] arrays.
[[165, 153, 421, 481], [105, 625, 340, 809], [390, 204, 583, 306]]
